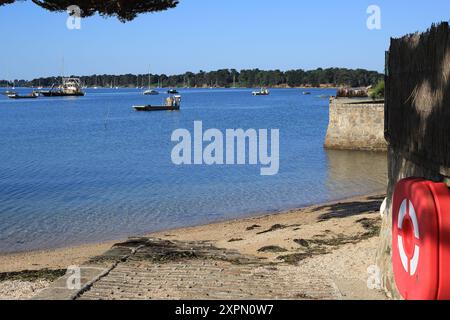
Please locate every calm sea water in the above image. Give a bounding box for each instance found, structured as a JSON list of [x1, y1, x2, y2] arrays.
[[0, 88, 387, 253]]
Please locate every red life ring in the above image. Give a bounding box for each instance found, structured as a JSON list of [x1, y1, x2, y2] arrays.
[[392, 178, 450, 300]]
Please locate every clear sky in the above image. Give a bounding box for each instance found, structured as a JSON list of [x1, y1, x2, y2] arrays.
[[1, 0, 450, 80]]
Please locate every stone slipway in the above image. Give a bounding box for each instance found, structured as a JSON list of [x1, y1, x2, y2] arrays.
[[34, 238, 342, 300]]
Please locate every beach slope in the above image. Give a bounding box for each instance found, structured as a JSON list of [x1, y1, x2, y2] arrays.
[[1, 194, 387, 300]]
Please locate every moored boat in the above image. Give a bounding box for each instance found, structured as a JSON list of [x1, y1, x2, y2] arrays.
[[40, 78, 85, 97], [167, 89, 179, 94], [252, 88, 270, 96], [143, 68, 159, 95], [143, 89, 159, 95], [8, 91, 39, 99], [1, 90, 16, 96], [133, 95, 181, 112]]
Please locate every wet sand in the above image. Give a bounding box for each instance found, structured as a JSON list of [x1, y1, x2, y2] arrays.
[[0, 193, 387, 300]]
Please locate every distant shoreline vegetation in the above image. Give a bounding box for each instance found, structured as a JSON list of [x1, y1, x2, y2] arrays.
[[0, 68, 383, 89]]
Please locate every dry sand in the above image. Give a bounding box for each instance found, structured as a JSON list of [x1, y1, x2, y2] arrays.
[[0, 241, 119, 300], [0, 193, 387, 300]]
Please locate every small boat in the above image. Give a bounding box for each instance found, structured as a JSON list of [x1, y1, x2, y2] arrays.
[[40, 78, 85, 97], [8, 92, 39, 99], [143, 68, 158, 95], [133, 95, 181, 112], [252, 88, 270, 96], [1, 90, 16, 96], [167, 89, 179, 94], [302, 91, 311, 95], [143, 89, 159, 95]]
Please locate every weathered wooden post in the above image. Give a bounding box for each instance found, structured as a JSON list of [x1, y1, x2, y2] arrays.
[[376, 22, 450, 299]]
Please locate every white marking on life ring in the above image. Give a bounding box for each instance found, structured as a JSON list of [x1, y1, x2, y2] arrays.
[[380, 198, 387, 218], [397, 199, 420, 276], [410, 245, 420, 276], [409, 201, 420, 239], [398, 235, 409, 272], [398, 200, 407, 229]]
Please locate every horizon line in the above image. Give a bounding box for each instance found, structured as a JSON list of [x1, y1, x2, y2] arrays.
[[2, 66, 384, 82]]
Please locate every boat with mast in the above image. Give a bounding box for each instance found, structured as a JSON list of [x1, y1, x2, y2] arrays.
[[93, 75, 98, 89], [2, 68, 16, 95], [143, 68, 158, 95], [2, 80, 16, 96], [40, 77, 85, 97]]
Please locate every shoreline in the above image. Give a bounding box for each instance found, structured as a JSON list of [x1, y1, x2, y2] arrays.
[[2, 86, 338, 90], [0, 190, 386, 264], [0, 192, 387, 300]]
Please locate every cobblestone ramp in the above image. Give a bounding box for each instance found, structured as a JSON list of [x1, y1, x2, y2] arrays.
[[35, 238, 342, 300]]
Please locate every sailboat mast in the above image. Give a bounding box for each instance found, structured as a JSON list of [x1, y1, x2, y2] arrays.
[[61, 56, 65, 86], [148, 68, 151, 90]]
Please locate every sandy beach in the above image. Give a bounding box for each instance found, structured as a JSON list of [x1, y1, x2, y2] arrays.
[[0, 193, 387, 300]]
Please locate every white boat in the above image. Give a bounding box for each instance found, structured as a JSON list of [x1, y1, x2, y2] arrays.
[[144, 89, 159, 95], [252, 88, 270, 96], [40, 78, 85, 97], [8, 91, 39, 99], [143, 67, 159, 95]]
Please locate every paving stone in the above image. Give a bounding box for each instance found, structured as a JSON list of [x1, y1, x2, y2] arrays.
[[37, 238, 342, 300]]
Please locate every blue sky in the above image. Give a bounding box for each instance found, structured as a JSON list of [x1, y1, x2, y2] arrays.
[[1, 0, 450, 80]]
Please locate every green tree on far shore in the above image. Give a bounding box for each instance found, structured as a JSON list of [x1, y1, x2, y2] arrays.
[[369, 80, 385, 100], [1, 68, 384, 89]]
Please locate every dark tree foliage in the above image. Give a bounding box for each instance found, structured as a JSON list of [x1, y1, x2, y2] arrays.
[[1, 68, 384, 89], [0, 0, 179, 21]]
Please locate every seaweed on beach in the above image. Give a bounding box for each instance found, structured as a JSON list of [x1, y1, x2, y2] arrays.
[[308, 235, 358, 247], [138, 249, 200, 263], [277, 247, 329, 265], [246, 224, 261, 231], [256, 224, 288, 235], [299, 218, 381, 248], [280, 217, 382, 265], [123, 239, 263, 266], [228, 238, 244, 243], [257, 246, 288, 253], [356, 218, 381, 238], [0, 269, 66, 282], [293, 239, 310, 248]]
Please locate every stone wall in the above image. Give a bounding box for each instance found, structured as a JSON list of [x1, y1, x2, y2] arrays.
[[376, 22, 450, 299], [324, 98, 387, 152]]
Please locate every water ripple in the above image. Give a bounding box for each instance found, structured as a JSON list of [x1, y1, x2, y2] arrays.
[[0, 88, 387, 253]]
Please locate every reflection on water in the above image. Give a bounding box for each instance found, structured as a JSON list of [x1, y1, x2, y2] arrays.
[[325, 149, 388, 196]]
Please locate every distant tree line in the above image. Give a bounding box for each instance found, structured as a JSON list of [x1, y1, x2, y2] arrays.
[[0, 68, 383, 88]]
